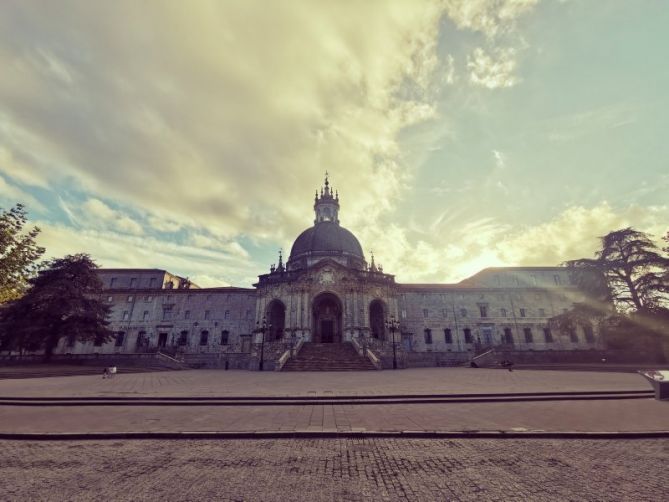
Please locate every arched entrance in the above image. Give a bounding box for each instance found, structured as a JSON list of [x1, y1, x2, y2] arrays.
[[369, 299, 386, 340], [312, 292, 342, 343], [267, 300, 286, 341]]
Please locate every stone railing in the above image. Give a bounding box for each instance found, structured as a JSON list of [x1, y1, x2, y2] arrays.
[[275, 338, 305, 371], [352, 337, 383, 370]]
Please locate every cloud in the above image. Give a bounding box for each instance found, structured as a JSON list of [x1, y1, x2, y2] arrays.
[[467, 47, 519, 89], [36, 221, 257, 287], [497, 202, 669, 265], [0, 175, 46, 212], [0, 1, 446, 247], [81, 198, 143, 236], [443, 0, 539, 38], [366, 202, 669, 284]]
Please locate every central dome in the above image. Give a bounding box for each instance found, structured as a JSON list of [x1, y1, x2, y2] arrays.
[[289, 221, 364, 260], [286, 174, 365, 270]]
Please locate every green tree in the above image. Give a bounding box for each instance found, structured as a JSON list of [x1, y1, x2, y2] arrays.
[[0, 254, 112, 359], [553, 228, 669, 360], [0, 204, 45, 303], [568, 228, 669, 312]]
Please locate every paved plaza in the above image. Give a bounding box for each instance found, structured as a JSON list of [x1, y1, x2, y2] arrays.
[[1, 368, 667, 501], [0, 367, 652, 397], [1, 368, 667, 435], [1, 438, 668, 501]]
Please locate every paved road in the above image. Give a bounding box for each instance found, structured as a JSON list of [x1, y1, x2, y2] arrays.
[[0, 367, 651, 397], [1, 438, 667, 501]]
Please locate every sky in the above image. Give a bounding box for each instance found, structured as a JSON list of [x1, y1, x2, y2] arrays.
[[1, 0, 668, 288]]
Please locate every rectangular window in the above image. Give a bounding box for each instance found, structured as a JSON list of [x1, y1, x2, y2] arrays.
[[519, 308, 526, 318], [93, 334, 104, 347], [149, 278, 156, 288], [204, 310, 210, 320], [184, 310, 191, 320], [115, 332, 125, 347], [110, 277, 117, 288], [145, 295, 153, 302], [178, 331, 188, 346], [444, 328, 452, 344], [142, 310, 149, 321], [122, 311, 129, 321], [538, 308, 546, 317], [66, 335, 76, 348], [503, 328, 513, 344], [246, 310, 252, 320], [554, 274, 561, 285], [500, 308, 507, 318], [460, 308, 467, 318], [569, 329, 579, 343], [221, 330, 229, 345], [130, 278, 137, 287], [162, 309, 172, 321], [479, 305, 488, 318], [441, 308, 448, 318], [401, 310, 407, 319], [224, 310, 230, 320], [423, 328, 432, 344], [107, 296, 113, 303], [530, 275, 537, 286], [423, 309, 429, 318], [524, 327, 533, 343], [206, 294, 212, 301], [127, 295, 133, 303], [464, 328, 473, 344], [543, 327, 553, 343], [584, 326, 595, 343], [199, 331, 209, 346]]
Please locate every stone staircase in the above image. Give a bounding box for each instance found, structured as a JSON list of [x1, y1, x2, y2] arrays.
[[281, 342, 377, 371]]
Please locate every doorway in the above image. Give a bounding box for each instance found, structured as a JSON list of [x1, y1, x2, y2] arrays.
[[312, 292, 342, 343], [369, 300, 386, 340], [158, 332, 167, 348]]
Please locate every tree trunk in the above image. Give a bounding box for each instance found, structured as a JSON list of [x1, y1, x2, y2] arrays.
[[43, 335, 59, 363]]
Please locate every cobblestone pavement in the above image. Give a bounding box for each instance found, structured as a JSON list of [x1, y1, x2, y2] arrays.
[[1, 438, 667, 501], [2, 398, 668, 433], [0, 368, 651, 398]]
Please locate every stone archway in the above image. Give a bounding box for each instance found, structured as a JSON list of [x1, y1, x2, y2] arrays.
[[369, 299, 386, 340], [312, 292, 342, 343], [266, 300, 286, 341]]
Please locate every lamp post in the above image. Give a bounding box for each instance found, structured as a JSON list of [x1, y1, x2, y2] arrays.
[[256, 316, 271, 371], [385, 315, 400, 370]]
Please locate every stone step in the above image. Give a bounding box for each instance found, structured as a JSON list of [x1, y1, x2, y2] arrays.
[[281, 342, 376, 372]]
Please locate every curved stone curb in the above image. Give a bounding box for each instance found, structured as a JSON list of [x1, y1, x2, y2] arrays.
[[1, 430, 668, 440]]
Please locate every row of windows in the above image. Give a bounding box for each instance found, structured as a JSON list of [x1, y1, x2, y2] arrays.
[[119, 309, 252, 321], [110, 294, 248, 304], [73, 330, 234, 349], [419, 306, 568, 319], [177, 330, 230, 346], [422, 326, 595, 345], [109, 277, 159, 289]]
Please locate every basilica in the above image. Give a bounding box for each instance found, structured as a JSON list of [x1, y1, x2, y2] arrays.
[[57, 176, 600, 369]]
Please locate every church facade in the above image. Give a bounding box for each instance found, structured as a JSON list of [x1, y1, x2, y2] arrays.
[[56, 176, 600, 368]]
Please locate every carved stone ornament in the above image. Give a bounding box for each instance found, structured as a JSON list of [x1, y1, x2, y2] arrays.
[[318, 269, 335, 285]]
